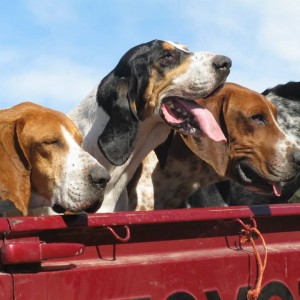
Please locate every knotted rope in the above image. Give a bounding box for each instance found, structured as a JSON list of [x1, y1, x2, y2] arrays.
[[237, 218, 268, 300]]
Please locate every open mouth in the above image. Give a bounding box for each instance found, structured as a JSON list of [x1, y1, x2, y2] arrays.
[[237, 162, 282, 197], [160, 96, 226, 142]]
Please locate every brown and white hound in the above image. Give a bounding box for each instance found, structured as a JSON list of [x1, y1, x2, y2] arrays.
[[68, 39, 231, 212], [128, 83, 300, 210], [0, 102, 110, 216]]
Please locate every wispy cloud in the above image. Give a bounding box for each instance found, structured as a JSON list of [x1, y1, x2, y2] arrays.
[[1, 56, 102, 112], [256, 1, 300, 63], [1, 0, 300, 112]]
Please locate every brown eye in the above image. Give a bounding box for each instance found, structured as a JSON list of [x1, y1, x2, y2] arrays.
[[159, 52, 175, 66], [251, 114, 266, 126]]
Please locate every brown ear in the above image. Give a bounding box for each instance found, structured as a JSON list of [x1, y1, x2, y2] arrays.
[[182, 134, 229, 177], [0, 119, 31, 215], [180, 96, 229, 177]]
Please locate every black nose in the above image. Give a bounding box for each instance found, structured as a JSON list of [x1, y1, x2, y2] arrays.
[[212, 55, 232, 71], [89, 166, 111, 189], [293, 150, 300, 167]]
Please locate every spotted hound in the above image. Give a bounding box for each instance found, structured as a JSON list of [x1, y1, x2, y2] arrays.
[[68, 39, 231, 212]]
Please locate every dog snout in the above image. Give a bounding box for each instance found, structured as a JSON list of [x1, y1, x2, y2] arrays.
[[212, 55, 232, 72], [89, 165, 111, 189]]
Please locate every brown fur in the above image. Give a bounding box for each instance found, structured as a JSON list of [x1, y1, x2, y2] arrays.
[[0, 102, 82, 215], [129, 83, 300, 210]]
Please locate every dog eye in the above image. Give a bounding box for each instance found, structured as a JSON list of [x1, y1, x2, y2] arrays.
[[159, 52, 175, 65], [250, 114, 266, 126], [42, 139, 61, 147]]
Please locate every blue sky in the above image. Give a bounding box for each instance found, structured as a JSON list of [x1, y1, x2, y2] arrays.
[[1, 0, 300, 113]]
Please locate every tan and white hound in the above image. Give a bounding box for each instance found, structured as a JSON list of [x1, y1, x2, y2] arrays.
[[0, 102, 110, 216]]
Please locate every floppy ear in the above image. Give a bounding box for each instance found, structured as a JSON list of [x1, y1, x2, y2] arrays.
[[181, 134, 229, 177], [181, 97, 230, 177], [0, 119, 31, 215], [97, 52, 151, 166], [97, 76, 140, 166]]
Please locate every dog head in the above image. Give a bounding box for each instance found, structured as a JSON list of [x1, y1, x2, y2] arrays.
[[97, 39, 231, 166], [0, 102, 110, 215], [181, 83, 300, 196]]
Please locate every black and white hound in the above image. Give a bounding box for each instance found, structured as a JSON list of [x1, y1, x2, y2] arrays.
[[68, 39, 231, 212]]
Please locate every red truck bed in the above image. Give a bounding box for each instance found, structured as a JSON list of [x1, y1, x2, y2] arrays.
[[0, 204, 300, 299]]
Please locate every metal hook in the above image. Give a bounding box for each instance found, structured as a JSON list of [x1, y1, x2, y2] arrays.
[[105, 225, 131, 242], [235, 218, 257, 231]]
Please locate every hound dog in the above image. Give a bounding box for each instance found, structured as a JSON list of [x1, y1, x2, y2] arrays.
[[128, 83, 300, 210], [68, 39, 232, 212], [0, 102, 110, 216], [192, 81, 300, 207]]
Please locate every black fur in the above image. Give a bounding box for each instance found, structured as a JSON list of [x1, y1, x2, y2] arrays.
[[262, 81, 300, 101], [97, 39, 189, 166]]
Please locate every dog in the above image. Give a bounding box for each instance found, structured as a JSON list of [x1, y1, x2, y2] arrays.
[[68, 39, 232, 212], [0, 102, 110, 216], [191, 81, 300, 207], [128, 83, 300, 210]]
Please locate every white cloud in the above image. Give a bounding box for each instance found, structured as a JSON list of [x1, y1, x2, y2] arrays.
[[1, 57, 103, 112], [179, 0, 300, 91], [260, 6, 300, 63], [245, 0, 300, 64]]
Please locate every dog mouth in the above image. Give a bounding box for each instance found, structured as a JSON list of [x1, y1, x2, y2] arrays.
[[159, 89, 226, 142], [236, 162, 282, 197], [52, 200, 102, 214]]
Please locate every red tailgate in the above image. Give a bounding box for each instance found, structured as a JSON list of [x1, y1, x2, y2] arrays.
[[1, 205, 300, 299]]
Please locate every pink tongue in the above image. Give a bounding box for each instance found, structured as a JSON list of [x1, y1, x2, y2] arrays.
[[272, 182, 282, 197], [190, 107, 227, 142]]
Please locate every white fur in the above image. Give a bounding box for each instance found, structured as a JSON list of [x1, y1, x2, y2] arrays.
[[159, 52, 225, 102], [47, 126, 106, 211], [68, 87, 99, 136], [167, 41, 190, 53]]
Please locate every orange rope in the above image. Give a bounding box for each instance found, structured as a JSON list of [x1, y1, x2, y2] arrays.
[[238, 220, 268, 300]]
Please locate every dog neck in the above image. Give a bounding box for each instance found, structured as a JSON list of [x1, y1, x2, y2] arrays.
[[69, 90, 171, 212]]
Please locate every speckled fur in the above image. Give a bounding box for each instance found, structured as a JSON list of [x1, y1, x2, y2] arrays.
[[129, 83, 300, 210]]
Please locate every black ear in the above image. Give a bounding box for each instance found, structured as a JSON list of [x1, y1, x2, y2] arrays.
[[97, 77, 139, 166], [97, 42, 155, 166], [154, 130, 174, 169]]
